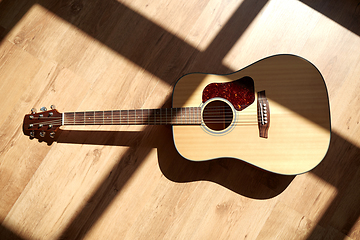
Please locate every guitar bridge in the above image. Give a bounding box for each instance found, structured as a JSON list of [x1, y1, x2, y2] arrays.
[[257, 90, 270, 138]]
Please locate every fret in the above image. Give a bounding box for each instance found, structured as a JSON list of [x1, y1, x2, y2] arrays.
[[153, 109, 156, 124], [194, 107, 197, 124], [188, 108, 190, 124], [177, 108, 179, 124], [197, 107, 200, 124], [120, 110, 123, 124], [138, 110, 141, 125], [75, 112, 85, 125], [147, 109, 150, 125], [185, 108, 187, 124], [176, 108, 178, 124], [111, 110, 116, 124], [198, 107, 200, 124], [187, 108, 190, 124], [170, 108, 173, 124], [183, 108, 185, 124], [191, 107, 193, 124], [64, 112, 74, 125], [121, 110, 123, 124], [104, 111, 112, 125], [189, 108, 191, 124], [85, 111, 93, 124], [153, 109, 156, 125], [119, 110, 121, 124], [180, 108, 182, 124], [170, 108, 172, 124], [150, 109, 154, 124], [157, 109, 161, 124], [189, 107, 191, 124], [183, 108, 186, 124], [194, 107, 196, 124], [128, 110, 134, 124], [191, 107, 194, 124], [115, 110, 120, 124], [95, 111, 102, 125]]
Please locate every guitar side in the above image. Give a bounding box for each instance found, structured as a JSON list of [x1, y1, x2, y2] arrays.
[[172, 54, 331, 175]]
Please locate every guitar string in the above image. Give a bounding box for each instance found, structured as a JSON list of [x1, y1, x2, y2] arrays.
[[58, 110, 259, 116], [58, 106, 259, 113], [30, 108, 259, 120], [28, 105, 265, 127], [29, 105, 260, 117], [28, 117, 259, 125], [29, 118, 259, 124], [29, 113, 259, 119], [29, 115, 258, 121], [28, 118, 259, 127], [30, 114, 259, 122]]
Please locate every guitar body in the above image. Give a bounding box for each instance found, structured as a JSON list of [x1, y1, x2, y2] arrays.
[[172, 54, 331, 175]]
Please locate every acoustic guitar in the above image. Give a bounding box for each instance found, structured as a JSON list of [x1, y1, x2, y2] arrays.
[[23, 54, 331, 175]]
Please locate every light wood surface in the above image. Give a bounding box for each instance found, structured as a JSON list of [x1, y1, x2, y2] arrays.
[[1, 0, 360, 239]]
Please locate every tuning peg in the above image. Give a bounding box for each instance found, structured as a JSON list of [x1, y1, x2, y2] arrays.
[[50, 132, 56, 138], [30, 131, 35, 138], [31, 108, 36, 114], [40, 107, 47, 111], [39, 131, 45, 138], [50, 105, 56, 110]]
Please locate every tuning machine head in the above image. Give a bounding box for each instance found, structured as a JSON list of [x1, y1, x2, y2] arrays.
[[50, 132, 56, 138], [31, 105, 56, 113], [23, 107, 61, 144], [39, 131, 46, 138]]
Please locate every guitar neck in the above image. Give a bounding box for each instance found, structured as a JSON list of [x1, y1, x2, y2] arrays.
[[63, 107, 202, 126]]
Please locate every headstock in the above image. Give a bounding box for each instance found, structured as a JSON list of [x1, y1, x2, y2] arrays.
[[23, 105, 62, 142]]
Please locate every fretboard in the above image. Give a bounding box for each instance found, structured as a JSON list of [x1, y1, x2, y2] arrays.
[[63, 107, 202, 126]]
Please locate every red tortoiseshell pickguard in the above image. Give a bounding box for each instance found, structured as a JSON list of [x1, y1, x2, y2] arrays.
[[202, 76, 255, 111]]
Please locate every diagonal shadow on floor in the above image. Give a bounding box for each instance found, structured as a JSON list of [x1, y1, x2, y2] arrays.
[[300, 0, 360, 36]]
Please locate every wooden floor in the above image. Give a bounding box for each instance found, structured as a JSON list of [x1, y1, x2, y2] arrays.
[[1, 0, 360, 239]]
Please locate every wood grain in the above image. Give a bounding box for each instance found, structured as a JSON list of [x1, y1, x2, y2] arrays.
[[0, 0, 360, 239]]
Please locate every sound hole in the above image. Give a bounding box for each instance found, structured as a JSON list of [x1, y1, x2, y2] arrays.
[[202, 100, 233, 131]]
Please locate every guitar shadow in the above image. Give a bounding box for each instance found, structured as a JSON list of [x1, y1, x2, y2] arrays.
[[47, 126, 294, 200]]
